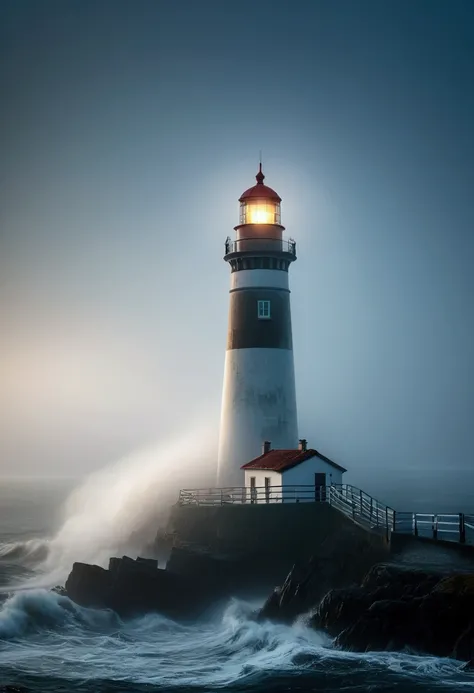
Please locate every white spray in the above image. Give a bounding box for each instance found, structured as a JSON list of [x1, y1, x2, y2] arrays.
[[20, 422, 217, 587]]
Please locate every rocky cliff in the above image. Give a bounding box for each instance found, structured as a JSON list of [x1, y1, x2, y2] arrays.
[[260, 559, 474, 666]]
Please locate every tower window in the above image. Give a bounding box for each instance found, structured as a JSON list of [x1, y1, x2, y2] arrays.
[[258, 300, 271, 319]]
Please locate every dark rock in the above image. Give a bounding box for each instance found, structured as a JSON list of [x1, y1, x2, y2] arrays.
[[311, 586, 374, 636], [65, 562, 112, 609], [65, 556, 213, 620], [259, 558, 322, 623], [307, 563, 474, 662], [308, 563, 445, 638], [65, 545, 294, 622], [259, 527, 389, 623], [335, 597, 427, 652], [361, 563, 441, 594], [259, 556, 474, 662], [453, 626, 474, 662]]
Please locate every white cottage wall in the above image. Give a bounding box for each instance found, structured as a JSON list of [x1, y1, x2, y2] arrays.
[[281, 456, 344, 501], [244, 469, 282, 503]]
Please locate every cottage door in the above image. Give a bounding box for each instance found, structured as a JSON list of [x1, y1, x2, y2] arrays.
[[315, 473, 326, 501]]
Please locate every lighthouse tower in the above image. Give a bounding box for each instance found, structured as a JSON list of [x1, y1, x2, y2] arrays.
[[217, 165, 299, 487]]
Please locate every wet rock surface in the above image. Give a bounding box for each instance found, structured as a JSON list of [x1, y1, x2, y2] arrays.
[[261, 558, 474, 663], [64, 547, 289, 620], [64, 555, 215, 620], [259, 527, 390, 623], [327, 569, 474, 660]]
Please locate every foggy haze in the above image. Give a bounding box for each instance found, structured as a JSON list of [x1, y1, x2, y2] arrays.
[[1, 1, 474, 502]]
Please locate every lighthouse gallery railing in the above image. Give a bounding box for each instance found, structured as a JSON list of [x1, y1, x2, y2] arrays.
[[177, 484, 474, 547], [224, 237, 296, 256]]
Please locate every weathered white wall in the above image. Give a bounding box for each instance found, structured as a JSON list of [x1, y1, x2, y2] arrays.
[[242, 456, 345, 503], [244, 469, 282, 502], [217, 347, 298, 487], [230, 269, 289, 291], [282, 456, 344, 501]]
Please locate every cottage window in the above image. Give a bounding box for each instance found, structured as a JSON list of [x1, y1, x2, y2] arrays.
[[264, 477, 271, 503]]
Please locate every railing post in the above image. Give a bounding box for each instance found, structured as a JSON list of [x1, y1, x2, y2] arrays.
[[359, 489, 363, 516], [392, 509, 396, 533], [220, 489, 223, 506], [460, 513, 466, 544], [385, 506, 388, 539], [414, 513, 418, 536], [370, 497, 373, 523], [433, 514, 438, 540]]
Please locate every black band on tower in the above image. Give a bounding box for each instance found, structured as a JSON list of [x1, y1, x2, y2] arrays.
[[226, 288, 293, 350]]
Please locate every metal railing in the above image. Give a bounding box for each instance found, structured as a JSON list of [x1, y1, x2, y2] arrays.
[[394, 512, 474, 546], [179, 485, 324, 506], [328, 485, 395, 533], [177, 484, 474, 548], [224, 237, 296, 256], [178, 484, 396, 537]]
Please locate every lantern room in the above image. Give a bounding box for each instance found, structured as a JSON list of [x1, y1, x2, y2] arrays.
[[238, 164, 282, 227]]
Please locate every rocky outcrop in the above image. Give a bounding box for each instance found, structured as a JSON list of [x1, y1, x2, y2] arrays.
[[64, 543, 296, 621], [310, 564, 474, 662], [65, 556, 214, 619], [259, 559, 474, 663], [259, 527, 389, 623]]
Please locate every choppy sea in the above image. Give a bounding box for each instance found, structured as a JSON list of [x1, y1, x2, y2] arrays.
[[1, 473, 474, 693]]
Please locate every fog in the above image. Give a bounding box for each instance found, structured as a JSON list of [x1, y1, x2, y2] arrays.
[[1, 1, 474, 506], [0, 425, 213, 587]]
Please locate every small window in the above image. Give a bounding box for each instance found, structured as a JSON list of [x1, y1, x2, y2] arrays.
[[264, 477, 271, 503], [250, 476, 257, 503], [258, 300, 271, 319]]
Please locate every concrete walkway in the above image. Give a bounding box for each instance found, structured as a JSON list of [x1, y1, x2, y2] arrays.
[[390, 534, 474, 573]]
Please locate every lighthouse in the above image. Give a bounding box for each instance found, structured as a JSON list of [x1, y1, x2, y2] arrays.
[[217, 165, 299, 487]]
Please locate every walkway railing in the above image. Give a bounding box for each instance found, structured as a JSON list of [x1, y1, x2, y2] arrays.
[[329, 485, 395, 533], [394, 512, 474, 546], [178, 484, 396, 537], [177, 485, 474, 548]]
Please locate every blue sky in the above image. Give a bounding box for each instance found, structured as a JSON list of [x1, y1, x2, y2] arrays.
[[1, 0, 474, 498]]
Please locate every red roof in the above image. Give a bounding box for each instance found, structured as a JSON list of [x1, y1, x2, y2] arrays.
[[239, 165, 281, 202], [241, 448, 347, 474]]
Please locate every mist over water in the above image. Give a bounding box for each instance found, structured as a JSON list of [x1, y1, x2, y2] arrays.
[[1, 424, 217, 588]]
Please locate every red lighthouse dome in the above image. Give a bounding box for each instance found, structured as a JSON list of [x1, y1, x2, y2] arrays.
[[238, 165, 282, 225], [239, 164, 282, 202]]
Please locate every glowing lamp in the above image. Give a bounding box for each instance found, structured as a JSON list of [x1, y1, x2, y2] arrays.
[[238, 164, 282, 226], [240, 199, 281, 225]]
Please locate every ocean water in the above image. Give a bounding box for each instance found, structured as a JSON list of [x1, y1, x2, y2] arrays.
[[1, 477, 474, 693]]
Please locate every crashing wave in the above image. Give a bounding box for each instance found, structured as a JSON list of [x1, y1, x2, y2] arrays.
[[0, 588, 120, 639], [0, 538, 50, 566]]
